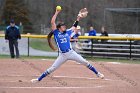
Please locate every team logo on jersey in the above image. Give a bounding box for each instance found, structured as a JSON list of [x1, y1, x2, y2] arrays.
[[58, 32, 69, 38]]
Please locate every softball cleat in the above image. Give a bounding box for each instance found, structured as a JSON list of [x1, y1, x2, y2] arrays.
[[97, 72, 104, 79], [31, 78, 39, 83]]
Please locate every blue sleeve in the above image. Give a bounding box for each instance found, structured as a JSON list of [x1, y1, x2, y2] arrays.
[[15, 26, 21, 39], [66, 29, 73, 36], [16, 27, 20, 34], [53, 29, 58, 35], [5, 27, 9, 40], [88, 31, 92, 36]]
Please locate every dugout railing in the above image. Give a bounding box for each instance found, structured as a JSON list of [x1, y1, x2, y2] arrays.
[[79, 39, 140, 59], [0, 34, 140, 59]]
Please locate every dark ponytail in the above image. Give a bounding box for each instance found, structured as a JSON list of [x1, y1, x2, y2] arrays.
[[47, 31, 57, 51]]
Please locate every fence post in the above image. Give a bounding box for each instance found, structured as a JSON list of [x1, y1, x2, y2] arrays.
[[91, 39, 94, 57], [27, 37, 30, 57], [58, 50, 59, 56], [129, 40, 132, 59]]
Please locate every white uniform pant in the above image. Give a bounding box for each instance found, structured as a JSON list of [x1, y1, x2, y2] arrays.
[[71, 42, 76, 51], [46, 50, 90, 74]]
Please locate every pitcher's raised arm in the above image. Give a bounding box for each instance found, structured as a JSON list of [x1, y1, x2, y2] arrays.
[[51, 10, 61, 31]]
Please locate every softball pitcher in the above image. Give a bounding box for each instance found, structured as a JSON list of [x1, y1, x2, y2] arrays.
[[31, 8, 104, 83]]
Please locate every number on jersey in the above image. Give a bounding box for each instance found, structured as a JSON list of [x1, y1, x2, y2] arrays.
[[60, 38, 67, 43]]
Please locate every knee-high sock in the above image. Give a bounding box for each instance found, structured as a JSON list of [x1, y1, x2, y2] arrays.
[[38, 71, 49, 81], [87, 64, 98, 74]]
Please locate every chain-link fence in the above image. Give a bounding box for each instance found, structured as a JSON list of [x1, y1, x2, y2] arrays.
[[104, 8, 140, 34]]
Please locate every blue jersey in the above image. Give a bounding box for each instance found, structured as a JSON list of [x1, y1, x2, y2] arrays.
[[53, 29, 72, 52], [88, 29, 96, 36]]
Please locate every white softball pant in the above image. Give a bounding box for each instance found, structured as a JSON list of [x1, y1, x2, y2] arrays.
[[46, 50, 90, 74]]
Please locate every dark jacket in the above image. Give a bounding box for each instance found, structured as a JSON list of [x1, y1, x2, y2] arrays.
[[5, 25, 21, 40], [101, 31, 108, 36]]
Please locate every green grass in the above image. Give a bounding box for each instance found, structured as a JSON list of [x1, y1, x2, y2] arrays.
[[0, 55, 10, 58], [0, 55, 140, 64], [0, 55, 57, 59], [30, 38, 54, 52]]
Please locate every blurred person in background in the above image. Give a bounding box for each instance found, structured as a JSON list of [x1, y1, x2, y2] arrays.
[[5, 20, 21, 58], [88, 26, 97, 47], [70, 25, 81, 52], [100, 26, 108, 42], [100, 26, 108, 36], [88, 26, 96, 36]]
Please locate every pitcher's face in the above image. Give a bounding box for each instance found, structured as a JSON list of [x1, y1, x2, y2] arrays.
[[59, 25, 66, 32]]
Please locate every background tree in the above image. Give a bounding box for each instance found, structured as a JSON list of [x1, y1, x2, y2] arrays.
[[1, 0, 139, 34], [2, 0, 31, 26]]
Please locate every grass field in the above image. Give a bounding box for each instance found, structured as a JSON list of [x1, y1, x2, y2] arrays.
[[1, 39, 140, 64], [0, 54, 140, 64], [30, 38, 54, 52]]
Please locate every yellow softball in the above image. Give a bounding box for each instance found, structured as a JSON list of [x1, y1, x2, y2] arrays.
[[56, 6, 62, 11]]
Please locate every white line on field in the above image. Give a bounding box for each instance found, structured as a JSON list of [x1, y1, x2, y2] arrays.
[[0, 86, 104, 89], [53, 75, 113, 81], [0, 75, 114, 82], [107, 62, 122, 64]]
